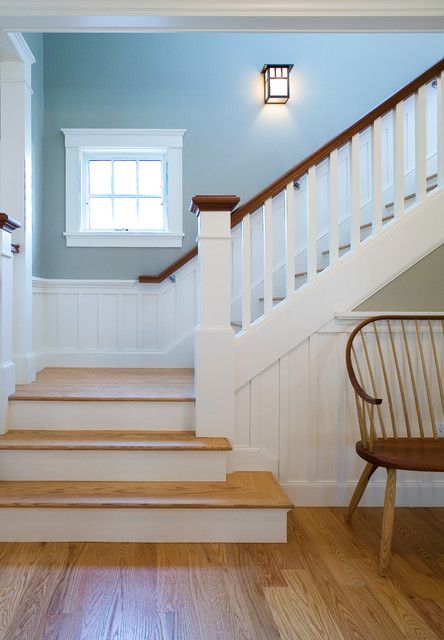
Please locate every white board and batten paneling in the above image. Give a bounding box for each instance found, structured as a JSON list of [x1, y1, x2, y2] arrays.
[[32, 257, 197, 369], [231, 313, 444, 507]]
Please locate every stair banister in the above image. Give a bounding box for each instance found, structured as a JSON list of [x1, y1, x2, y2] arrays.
[[0, 213, 20, 434], [438, 70, 444, 187], [190, 195, 239, 440]]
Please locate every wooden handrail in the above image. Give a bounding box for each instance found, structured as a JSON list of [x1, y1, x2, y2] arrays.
[[139, 57, 444, 284]]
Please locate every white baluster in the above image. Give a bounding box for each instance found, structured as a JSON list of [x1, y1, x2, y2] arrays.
[[372, 117, 383, 234], [241, 214, 251, 330], [351, 133, 361, 249], [328, 149, 339, 265], [393, 101, 405, 217], [415, 84, 427, 203], [263, 197, 273, 315], [285, 183, 295, 296], [437, 70, 444, 188], [307, 166, 317, 282]]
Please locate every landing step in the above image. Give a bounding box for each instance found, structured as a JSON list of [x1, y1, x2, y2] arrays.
[[0, 472, 292, 542], [0, 430, 229, 481], [10, 367, 194, 402]]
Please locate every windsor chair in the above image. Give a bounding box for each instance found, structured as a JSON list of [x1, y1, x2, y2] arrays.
[[345, 315, 444, 575]]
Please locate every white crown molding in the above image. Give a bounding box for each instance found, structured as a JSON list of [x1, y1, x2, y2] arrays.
[[6, 33, 35, 65], [0, 2, 443, 17], [0, 2, 443, 32]]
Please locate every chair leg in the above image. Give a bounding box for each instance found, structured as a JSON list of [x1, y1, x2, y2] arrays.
[[379, 467, 397, 576], [346, 462, 377, 523]]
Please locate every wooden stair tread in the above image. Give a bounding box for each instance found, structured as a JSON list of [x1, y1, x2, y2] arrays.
[[0, 472, 293, 509], [0, 430, 231, 452], [10, 367, 195, 402]]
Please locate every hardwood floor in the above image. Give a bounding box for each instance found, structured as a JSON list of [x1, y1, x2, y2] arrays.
[[0, 508, 442, 639], [10, 368, 195, 402]]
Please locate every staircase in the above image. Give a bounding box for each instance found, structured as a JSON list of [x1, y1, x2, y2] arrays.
[[0, 368, 291, 541], [1, 60, 444, 540]]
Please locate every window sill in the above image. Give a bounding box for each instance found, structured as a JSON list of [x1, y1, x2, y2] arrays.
[[64, 231, 184, 248]]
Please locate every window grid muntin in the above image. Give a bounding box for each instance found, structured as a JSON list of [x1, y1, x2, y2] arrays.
[[84, 153, 166, 232]]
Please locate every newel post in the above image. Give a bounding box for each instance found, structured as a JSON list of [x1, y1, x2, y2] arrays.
[[0, 214, 20, 433], [190, 195, 240, 440]]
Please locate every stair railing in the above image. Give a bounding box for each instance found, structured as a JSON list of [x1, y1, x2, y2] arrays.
[[230, 63, 444, 333]]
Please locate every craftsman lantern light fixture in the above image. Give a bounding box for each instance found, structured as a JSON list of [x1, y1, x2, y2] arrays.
[[261, 64, 293, 104]]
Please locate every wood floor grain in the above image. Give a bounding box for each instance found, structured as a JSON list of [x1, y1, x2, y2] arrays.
[[0, 508, 442, 640], [10, 368, 195, 402]]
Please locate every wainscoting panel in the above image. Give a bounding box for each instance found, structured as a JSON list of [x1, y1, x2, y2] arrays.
[[232, 315, 444, 506], [32, 258, 197, 368]]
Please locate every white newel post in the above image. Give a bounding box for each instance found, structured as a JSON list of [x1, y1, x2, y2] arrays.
[[190, 195, 240, 440], [0, 55, 36, 383], [0, 215, 20, 433]]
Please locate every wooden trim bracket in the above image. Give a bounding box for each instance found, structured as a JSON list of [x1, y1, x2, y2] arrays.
[[139, 57, 444, 285], [0, 212, 21, 234]]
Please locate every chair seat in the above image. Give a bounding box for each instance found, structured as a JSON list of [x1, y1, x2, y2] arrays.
[[356, 438, 444, 472]]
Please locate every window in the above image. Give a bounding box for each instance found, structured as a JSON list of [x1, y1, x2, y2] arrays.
[[63, 129, 185, 247]]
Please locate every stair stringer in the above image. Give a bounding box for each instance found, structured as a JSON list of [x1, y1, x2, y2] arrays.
[[235, 186, 444, 390]]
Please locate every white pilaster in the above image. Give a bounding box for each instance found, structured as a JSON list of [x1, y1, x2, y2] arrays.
[[191, 195, 239, 440], [0, 215, 20, 433], [0, 57, 36, 383]]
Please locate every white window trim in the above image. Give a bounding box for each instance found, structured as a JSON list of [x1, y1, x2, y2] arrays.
[[62, 128, 186, 248]]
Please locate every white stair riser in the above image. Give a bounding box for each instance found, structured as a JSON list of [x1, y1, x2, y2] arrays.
[[0, 450, 227, 481], [0, 508, 288, 542], [8, 400, 195, 430]]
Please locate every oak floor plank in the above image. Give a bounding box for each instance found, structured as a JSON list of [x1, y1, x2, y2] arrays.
[[0, 508, 442, 640]]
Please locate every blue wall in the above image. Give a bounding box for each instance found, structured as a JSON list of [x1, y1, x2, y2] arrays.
[[30, 33, 444, 279]]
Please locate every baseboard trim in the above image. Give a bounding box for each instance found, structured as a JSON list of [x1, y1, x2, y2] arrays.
[[282, 480, 444, 507], [33, 331, 194, 369]]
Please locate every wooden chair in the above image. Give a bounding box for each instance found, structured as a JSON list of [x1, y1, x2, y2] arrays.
[[345, 315, 444, 575]]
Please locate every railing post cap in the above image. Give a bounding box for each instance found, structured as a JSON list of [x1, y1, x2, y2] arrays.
[[0, 212, 21, 234], [190, 195, 240, 216]]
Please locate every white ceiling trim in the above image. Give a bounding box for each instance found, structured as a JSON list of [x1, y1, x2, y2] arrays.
[[0, 1, 443, 32], [0, 1, 443, 17]]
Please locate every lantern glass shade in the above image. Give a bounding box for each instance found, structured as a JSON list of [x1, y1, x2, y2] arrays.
[[261, 64, 293, 104]]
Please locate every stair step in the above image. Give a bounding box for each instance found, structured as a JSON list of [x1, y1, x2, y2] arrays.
[[8, 400, 195, 430], [295, 268, 325, 278], [0, 472, 290, 509], [0, 472, 292, 541], [9, 367, 194, 402], [0, 430, 229, 482], [0, 429, 231, 451], [385, 181, 437, 209]]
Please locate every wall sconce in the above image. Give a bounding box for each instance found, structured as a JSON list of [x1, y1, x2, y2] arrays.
[[261, 64, 293, 104]]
